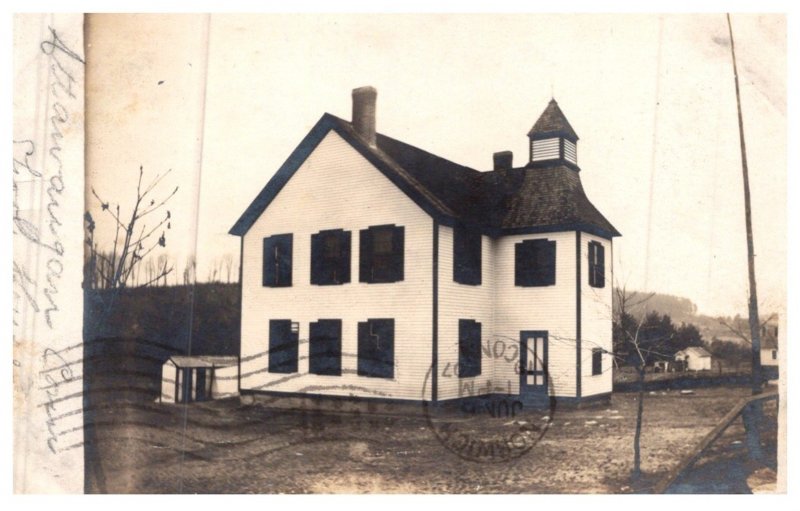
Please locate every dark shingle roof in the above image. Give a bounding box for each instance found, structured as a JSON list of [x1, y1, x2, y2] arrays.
[[528, 99, 579, 141], [230, 111, 619, 239]]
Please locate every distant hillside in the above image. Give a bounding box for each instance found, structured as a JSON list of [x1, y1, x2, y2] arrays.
[[614, 290, 761, 345]]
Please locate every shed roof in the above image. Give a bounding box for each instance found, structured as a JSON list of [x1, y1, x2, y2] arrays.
[[168, 356, 238, 368]]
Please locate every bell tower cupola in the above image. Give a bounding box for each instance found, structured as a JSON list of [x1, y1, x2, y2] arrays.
[[527, 99, 579, 169]]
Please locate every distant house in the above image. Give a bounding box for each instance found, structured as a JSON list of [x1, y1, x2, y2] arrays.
[[761, 319, 779, 367], [228, 87, 620, 406], [674, 347, 712, 372]]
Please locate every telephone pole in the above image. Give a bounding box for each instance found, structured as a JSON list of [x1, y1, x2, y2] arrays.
[[726, 12, 763, 460]]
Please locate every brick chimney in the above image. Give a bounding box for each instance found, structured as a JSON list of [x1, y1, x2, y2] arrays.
[[493, 151, 513, 170], [352, 86, 377, 147]]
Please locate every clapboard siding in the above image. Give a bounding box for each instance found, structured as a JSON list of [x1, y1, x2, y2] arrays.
[[494, 232, 578, 397], [580, 233, 613, 396], [437, 225, 495, 400], [241, 131, 434, 400]]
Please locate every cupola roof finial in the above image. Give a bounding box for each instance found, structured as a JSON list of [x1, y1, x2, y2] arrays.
[[528, 98, 579, 141]]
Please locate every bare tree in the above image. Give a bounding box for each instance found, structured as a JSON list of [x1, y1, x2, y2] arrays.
[[718, 312, 777, 346], [223, 253, 234, 283], [183, 255, 197, 286], [613, 284, 678, 479], [86, 165, 178, 289]]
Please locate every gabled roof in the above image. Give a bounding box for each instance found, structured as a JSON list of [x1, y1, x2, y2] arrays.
[[528, 99, 579, 141], [230, 112, 619, 238]]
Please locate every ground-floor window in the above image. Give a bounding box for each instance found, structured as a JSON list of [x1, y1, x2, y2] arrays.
[[309, 319, 342, 375], [357, 318, 394, 378], [592, 348, 602, 375], [268, 319, 299, 373], [458, 319, 481, 377]]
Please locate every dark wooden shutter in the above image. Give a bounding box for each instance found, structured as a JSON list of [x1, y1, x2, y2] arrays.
[[310, 232, 322, 285], [596, 242, 605, 288], [357, 321, 370, 376], [277, 234, 293, 286], [391, 226, 404, 282], [543, 240, 556, 285], [374, 319, 395, 378], [514, 242, 527, 286], [309, 319, 342, 375], [269, 319, 297, 373], [359, 229, 373, 282], [263, 237, 275, 286], [340, 230, 352, 283], [588, 241, 597, 287], [459, 319, 481, 377]]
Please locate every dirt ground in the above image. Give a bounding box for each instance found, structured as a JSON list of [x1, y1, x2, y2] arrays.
[[84, 386, 777, 494]]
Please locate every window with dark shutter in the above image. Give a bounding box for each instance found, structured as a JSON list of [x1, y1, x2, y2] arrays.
[[311, 229, 351, 285], [359, 225, 404, 283], [588, 241, 605, 288], [592, 348, 602, 376], [454, 225, 482, 285], [309, 319, 342, 375], [514, 239, 556, 287], [268, 319, 299, 373], [262, 234, 293, 287], [357, 318, 394, 378], [458, 319, 482, 377]]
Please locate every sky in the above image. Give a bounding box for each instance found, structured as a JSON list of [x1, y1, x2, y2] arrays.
[[84, 13, 787, 317]]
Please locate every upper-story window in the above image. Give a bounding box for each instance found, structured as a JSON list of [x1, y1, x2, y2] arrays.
[[263, 234, 293, 287], [588, 241, 605, 288], [454, 225, 481, 285], [515, 238, 556, 287], [359, 225, 404, 283], [311, 229, 351, 285]]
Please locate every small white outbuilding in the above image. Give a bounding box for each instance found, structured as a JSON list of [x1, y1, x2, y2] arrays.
[[674, 347, 712, 372], [160, 356, 239, 404]]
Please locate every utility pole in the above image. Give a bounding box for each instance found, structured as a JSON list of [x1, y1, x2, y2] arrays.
[[726, 12, 763, 460]]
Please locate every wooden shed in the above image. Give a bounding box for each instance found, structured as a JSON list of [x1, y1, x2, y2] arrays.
[[674, 347, 712, 372], [160, 356, 239, 404]]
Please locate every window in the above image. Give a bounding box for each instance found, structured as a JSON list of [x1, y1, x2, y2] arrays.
[[514, 239, 556, 287], [454, 225, 481, 285], [588, 241, 605, 288], [458, 319, 482, 377], [772, 350, 777, 360], [311, 229, 351, 285], [268, 319, 299, 373], [263, 234, 293, 287], [309, 319, 342, 375], [357, 318, 394, 378], [359, 225, 404, 283], [592, 349, 602, 376]]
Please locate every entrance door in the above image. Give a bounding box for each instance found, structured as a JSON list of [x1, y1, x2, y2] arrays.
[[180, 368, 193, 403], [520, 331, 548, 397], [195, 368, 207, 402]]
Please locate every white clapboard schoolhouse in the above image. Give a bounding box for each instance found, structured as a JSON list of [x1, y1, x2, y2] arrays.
[[229, 87, 620, 406]]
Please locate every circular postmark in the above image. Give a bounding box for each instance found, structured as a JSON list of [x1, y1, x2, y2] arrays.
[[421, 335, 557, 463]]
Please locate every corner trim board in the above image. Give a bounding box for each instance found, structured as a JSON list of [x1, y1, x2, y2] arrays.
[[432, 219, 439, 403], [576, 230, 582, 399]]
